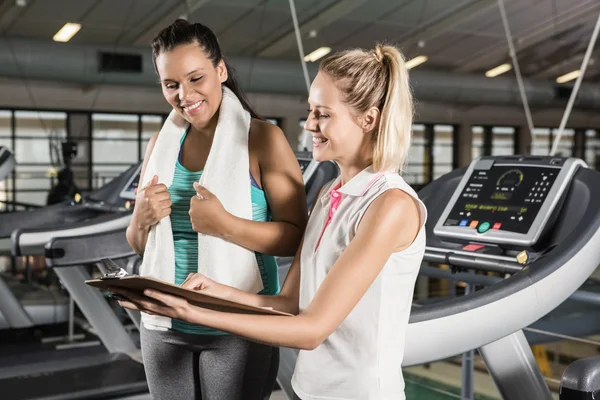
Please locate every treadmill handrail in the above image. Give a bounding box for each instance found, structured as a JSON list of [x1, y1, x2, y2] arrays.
[[0, 203, 100, 239], [560, 355, 600, 395], [424, 248, 523, 274], [425, 246, 517, 263], [45, 228, 136, 267], [12, 212, 132, 256]]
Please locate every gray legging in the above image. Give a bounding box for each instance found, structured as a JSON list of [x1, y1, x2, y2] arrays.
[[141, 325, 279, 400]]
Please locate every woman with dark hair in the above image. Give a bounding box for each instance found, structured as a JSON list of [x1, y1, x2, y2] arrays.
[[125, 19, 307, 399]]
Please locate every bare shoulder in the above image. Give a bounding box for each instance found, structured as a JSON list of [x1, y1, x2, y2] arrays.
[[360, 189, 421, 251], [249, 119, 287, 147], [249, 119, 294, 164]]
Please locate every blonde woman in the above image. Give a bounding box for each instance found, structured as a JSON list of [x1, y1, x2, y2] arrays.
[[117, 44, 427, 400]]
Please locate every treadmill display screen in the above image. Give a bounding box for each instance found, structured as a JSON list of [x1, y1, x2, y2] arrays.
[[125, 175, 140, 199], [120, 172, 141, 200], [443, 165, 560, 234]]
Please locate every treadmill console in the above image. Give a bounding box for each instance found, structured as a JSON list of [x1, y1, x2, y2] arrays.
[[434, 156, 585, 248], [119, 163, 142, 201]]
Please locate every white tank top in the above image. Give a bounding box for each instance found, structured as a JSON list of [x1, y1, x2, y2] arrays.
[[291, 166, 427, 400]]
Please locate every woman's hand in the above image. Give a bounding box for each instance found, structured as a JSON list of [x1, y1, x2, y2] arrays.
[[181, 272, 229, 298], [112, 288, 193, 321], [189, 183, 233, 238], [134, 175, 172, 230]]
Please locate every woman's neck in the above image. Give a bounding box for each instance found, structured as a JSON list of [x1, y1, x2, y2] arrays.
[[338, 159, 372, 186], [190, 109, 220, 139], [337, 144, 374, 185]]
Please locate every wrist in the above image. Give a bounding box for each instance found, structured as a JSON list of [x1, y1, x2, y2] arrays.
[[181, 302, 209, 325], [218, 282, 237, 301], [220, 212, 238, 241], [131, 213, 149, 231]]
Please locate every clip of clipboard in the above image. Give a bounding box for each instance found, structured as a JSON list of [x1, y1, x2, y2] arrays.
[[99, 258, 132, 280]]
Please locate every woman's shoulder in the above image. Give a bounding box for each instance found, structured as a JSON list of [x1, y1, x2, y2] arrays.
[[249, 118, 285, 141], [249, 118, 290, 156]]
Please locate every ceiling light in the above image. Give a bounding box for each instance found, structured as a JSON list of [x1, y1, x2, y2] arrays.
[[485, 63, 512, 78], [405, 55, 428, 70], [53, 23, 81, 43], [304, 47, 331, 62], [556, 70, 581, 84]]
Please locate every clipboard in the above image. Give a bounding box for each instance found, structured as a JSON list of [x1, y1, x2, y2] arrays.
[[85, 259, 292, 317]]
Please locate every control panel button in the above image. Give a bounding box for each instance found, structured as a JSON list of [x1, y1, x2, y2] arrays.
[[478, 222, 491, 233]]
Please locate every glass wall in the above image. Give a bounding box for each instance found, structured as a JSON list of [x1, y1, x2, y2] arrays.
[[472, 126, 484, 160], [551, 128, 574, 157], [141, 115, 163, 157], [91, 113, 139, 189], [1, 109, 167, 208], [586, 129, 599, 170], [0, 110, 11, 151], [532, 127, 574, 156], [531, 128, 551, 156], [492, 126, 515, 155], [433, 124, 455, 180], [0, 110, 12, 210], [405, 124, 427, 186], [472, 126, 516, 159], [14, 111, 67, 206]]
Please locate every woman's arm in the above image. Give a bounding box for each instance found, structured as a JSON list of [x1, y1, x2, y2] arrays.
[[221, 120, 308, 256], [123, 189, 421, 350], [126, 133, 159, 255], [190, 120, 307, 257], [179, 235, 303, 315]]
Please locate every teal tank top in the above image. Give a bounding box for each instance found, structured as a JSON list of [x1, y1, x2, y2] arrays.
[[169, 131, 280, 335]]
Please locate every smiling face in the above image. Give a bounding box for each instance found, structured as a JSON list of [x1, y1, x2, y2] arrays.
[[155, 42, 227, 129], [305, 71, 376, 167]]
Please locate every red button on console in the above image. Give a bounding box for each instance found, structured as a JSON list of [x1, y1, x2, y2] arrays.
[[463, 244, 485, 251]]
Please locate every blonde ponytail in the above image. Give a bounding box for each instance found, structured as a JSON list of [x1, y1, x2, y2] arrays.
[[319, 44, 414, 173], [374, 45, 413, 173]]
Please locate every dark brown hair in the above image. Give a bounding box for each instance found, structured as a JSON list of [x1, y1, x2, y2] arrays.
[[151, 19, 261, 119]]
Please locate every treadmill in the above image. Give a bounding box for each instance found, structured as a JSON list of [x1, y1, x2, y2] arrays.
[[0, 162, 141, 255], [0, 147, 73, 330], [0, 164, 147, 399], [275, 155, 600, 400], [0, 163, 141, 332]]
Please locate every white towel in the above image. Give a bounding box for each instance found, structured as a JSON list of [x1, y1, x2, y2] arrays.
[[139, 86, 263, 329]]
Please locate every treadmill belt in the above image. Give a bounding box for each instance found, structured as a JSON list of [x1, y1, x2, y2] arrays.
[[0, 357, 147, 399]]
